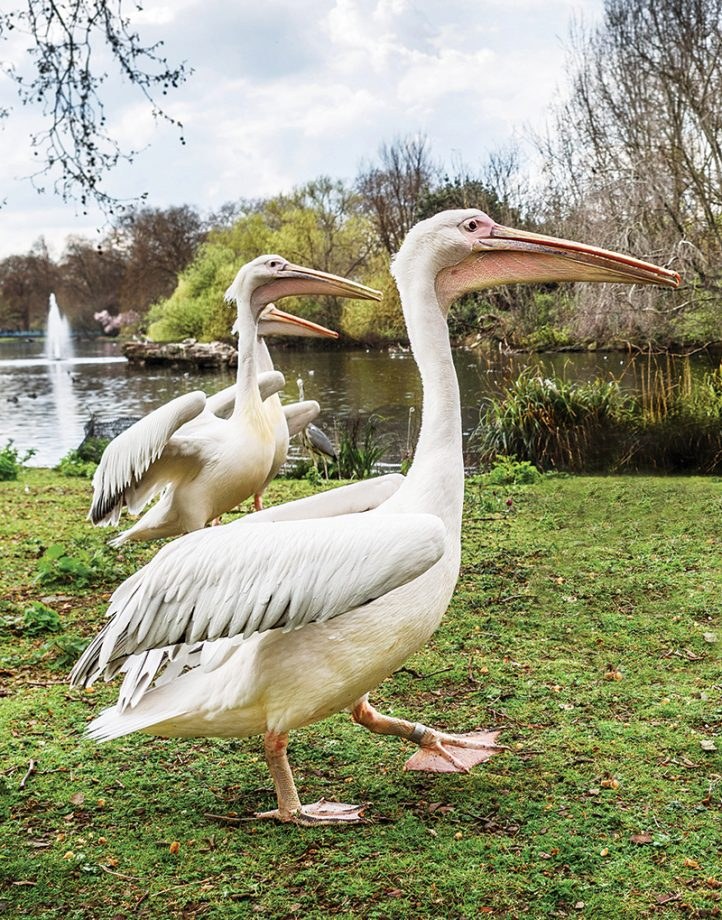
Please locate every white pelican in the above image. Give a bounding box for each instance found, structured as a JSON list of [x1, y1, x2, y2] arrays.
[[89, 257, 379, 544], [188, 311, 335, 513], [71, 211, 679, 825]]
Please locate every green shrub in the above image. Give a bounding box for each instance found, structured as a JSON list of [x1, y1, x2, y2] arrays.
[[56, 437, 108, 478], [521, 323, 572, 351], [331, 415, 386, 479], [35, 633, 88, 670], [0, 440, 36, 481], [483, 455, 542, 485], [476, 362, 722, 474], [76, 437, 109, 463], [56, 450, 97, 479]]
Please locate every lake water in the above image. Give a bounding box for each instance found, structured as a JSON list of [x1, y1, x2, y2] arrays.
[[0, 337, 718, 467]]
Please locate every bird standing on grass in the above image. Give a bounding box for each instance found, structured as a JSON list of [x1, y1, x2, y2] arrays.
[[72, 212, 679, 825], [88, 257, 379, 544]]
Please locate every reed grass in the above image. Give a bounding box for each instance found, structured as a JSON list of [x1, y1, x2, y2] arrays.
[[476, 360, 722, 473]]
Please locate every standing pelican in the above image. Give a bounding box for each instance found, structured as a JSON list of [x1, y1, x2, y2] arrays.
[[71, 211, 679, 824], [89, 256, 379, 544], [183, 307, 337, 514]]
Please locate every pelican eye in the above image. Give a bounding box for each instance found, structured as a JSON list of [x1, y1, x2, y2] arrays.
[[268, 259, 283, 270], [464, 219, 479, 233]]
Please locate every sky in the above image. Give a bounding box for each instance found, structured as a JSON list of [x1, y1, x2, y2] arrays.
[[0, 0, 603, 258]]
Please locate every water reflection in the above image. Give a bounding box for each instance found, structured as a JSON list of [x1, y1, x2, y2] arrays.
[[0, 338, 718, 467], [47, 360, 79, 454]]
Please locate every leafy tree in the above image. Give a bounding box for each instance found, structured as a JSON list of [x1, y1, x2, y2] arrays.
[[148, 181, 380, 343], [113, 205, 204, 312], [56, 235, 125, 329]]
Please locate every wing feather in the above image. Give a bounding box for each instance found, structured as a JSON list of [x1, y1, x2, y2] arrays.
[[71, 512, 446, 694], [88, 391, 207, 525], [284, 400, 320, 437]]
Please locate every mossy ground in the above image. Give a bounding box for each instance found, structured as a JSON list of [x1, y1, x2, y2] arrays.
[[0, 471, 720, 918]]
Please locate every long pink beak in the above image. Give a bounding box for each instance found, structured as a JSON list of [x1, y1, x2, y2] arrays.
[[437, 222, 680, 302]]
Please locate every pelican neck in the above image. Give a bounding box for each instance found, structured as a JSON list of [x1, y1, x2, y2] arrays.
[[233, 305, 263, 417], [256, 337, 274, 374], [395, 272, 464, 533]]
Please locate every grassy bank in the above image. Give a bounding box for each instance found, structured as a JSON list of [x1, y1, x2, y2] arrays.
[[1, 471, 721, 918]]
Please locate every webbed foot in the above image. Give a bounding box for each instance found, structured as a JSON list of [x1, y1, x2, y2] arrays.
[[404, 730, 504, 773], [256, 798, 368, 826]]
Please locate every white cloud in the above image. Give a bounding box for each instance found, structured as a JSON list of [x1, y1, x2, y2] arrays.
[[0, 0, 604, 256]]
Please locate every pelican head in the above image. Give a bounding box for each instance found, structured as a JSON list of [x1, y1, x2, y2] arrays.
[[392, 209, 681, 312], [225, 254, 381, 313]]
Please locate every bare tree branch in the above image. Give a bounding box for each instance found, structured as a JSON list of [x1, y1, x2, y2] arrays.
[[0, 1, 190, 211]]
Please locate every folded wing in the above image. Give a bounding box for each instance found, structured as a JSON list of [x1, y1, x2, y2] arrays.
[[71, 510, 446, 694]]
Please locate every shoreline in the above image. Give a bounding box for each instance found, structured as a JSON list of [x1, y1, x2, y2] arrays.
[[120, 337, 722, 368]]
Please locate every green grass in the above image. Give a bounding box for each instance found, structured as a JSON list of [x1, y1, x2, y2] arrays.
[[1, 470, 721, 918]]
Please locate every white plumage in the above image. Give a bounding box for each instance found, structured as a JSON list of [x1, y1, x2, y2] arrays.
[[88, 258, 379, 544], [73, 211, 679, 825]]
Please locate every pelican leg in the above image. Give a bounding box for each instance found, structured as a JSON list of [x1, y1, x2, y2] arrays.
[[351, 698, 504, 774], [210, 517, 222, 526], [254, 493, 264, 512], [255, 731, 367, 826]]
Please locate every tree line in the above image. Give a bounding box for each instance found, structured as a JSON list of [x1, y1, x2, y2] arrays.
[[2, 0, 720, 349]]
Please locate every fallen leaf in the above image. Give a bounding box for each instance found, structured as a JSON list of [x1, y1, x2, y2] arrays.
[[600, 847, 609, 857], [654, 893, 680, 905], [69, 792, 85, 806], [575, 902, 585, 910], [700, 738, 717, 752], [169, 841, 180, 855], [703, 632, 717, 643], [630, 833, 653, 845], [684, 858, 701, 869]]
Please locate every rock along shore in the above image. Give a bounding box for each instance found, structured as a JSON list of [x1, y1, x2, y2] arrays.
[[122, 339, 238, 368]]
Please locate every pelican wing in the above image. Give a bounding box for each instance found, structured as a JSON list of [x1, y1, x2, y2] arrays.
[[247, 474, 405, 523], [70, 510, 445, 689], [284, 400, 320, 437], [110, 474, 407, 707], [203, 384, 236, 418], [88, 391, 207, 525]]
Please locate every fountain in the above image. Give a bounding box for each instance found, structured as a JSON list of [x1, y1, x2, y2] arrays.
[[45, 293, 73, 361]]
